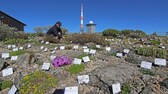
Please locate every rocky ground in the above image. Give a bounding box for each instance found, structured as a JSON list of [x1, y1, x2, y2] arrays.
[[0, 37, 168, 94]]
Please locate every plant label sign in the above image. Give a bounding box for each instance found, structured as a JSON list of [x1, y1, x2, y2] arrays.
[[73, 45, 79, 50], [41, 41, 44, 43], [112, 83, 121, 94], [2, 68, 13, 77], [123, 49, 130, 54], [11, 56, 18, 61], [40, 46, 44, 49], [77, 75, 89, 84], [140, 61, 152, 69], [2, 53, 9, 59], [60, 46, 65, 50], [154, 58, 166, 66], [8, 45, 11, 49], [83, 46, 88, 49], [64, 86, 78, 94], [82, 56, 90, 63], [8, 85, 17, 94], [96, 45, 100, 48], [51, 50, 56, 54], [50, 55, 56, 61], [105, 47, 111, 52], [83, 48, 89, 53], [19, 47, 23, 50], [42, 62, 50, 70], [45, 41, 49, 44], [54, 47, 58, 50], [44, 48, 48, 52], [89, 49, 96, 55], [73, 58, 82, 65], [116, 53, 123, 57], [28, 44, 31, 48], [13, 48, 18, 51], [11, 45, 16, 48]]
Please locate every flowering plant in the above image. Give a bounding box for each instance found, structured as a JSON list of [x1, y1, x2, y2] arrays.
[[52, 56, 72, 67]]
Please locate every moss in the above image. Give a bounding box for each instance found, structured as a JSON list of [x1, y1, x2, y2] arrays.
[[20, 71, 57, 94], [0, 80, 13, 90], [68, 64, 85, 75], [9, 50, 26, 56]]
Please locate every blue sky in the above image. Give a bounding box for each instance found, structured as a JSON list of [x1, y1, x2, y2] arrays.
[[0, 0, 168, 34]]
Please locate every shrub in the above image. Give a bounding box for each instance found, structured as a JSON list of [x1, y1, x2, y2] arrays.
[[121, 83, 131, 94], [140, 69, 155, 76], [66, 34, 110, 46], [136, 47, 167, 59], [3, 38, 29, 45], [67, 64, 85, 75], [20, 71, 58, 94], [44, 35, 60, 43], [0, 24, 28, 41], [0, 80, 13, 90], [102, 29, 120, 37], [150, 40, 160, 45], [10, 50, 26, 56]]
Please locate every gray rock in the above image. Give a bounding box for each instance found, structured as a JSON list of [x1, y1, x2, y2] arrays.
[[89, 63, 140, 93], [125, 52, 154, 64]]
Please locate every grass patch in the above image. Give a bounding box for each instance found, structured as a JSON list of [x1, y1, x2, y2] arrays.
[[0, 80, 13, 90], [121, 83, 131, 94], [65, 46, 72, 50], [68, 64, 85, 75], [111, 52, 117, 56], [9, 50, 26, 56], [77, 53, 94, 60], [20, 71, 58, 94], [140, 69, 155, 76]]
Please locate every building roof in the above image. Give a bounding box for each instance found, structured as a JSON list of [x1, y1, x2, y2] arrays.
[[0, 11, 26, 26]]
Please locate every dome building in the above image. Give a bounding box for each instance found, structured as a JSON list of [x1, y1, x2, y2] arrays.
[[86, 21, 96, 33]]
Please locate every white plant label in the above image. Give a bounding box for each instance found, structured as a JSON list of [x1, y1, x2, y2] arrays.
[[64, 86, 78, 94], [78, 75, 89, 84], [82, 56, 90, 63], [73, 58, 82, 65], [41, 41, 44, 43], [40, 46, 44, 49], [19, 47, 23, 50], [89, 49, 96, 55], [83, 46, 88, 49], [11, 56, 18, 61], [8, 45, 11, 49], [2, 68, 13, 77], [123, 49, 130, 54], [13, 48, 18, 51], [116, 53, 123, 57], [50, 55, 56, 61], [140, 61, 152, 69], [60, 46, 65, 50], [154, 58, 166, 66], [73, 45, 79, 50], [83, 48, 89, 53], [2, 53, 9, 59], [51, 50, 56, 54], [8, 85, 17, 94], [112, 83, 121, 94], [44, 48, 48, 52], [28, 44, 31, 48], [96, 45, 100, 48], [105, 47, 111, 52], [45, 41, 49, 44], [42, 62, 50, 70]]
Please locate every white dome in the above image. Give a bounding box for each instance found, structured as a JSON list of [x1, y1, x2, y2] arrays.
[[89, 21, 94, 24]]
